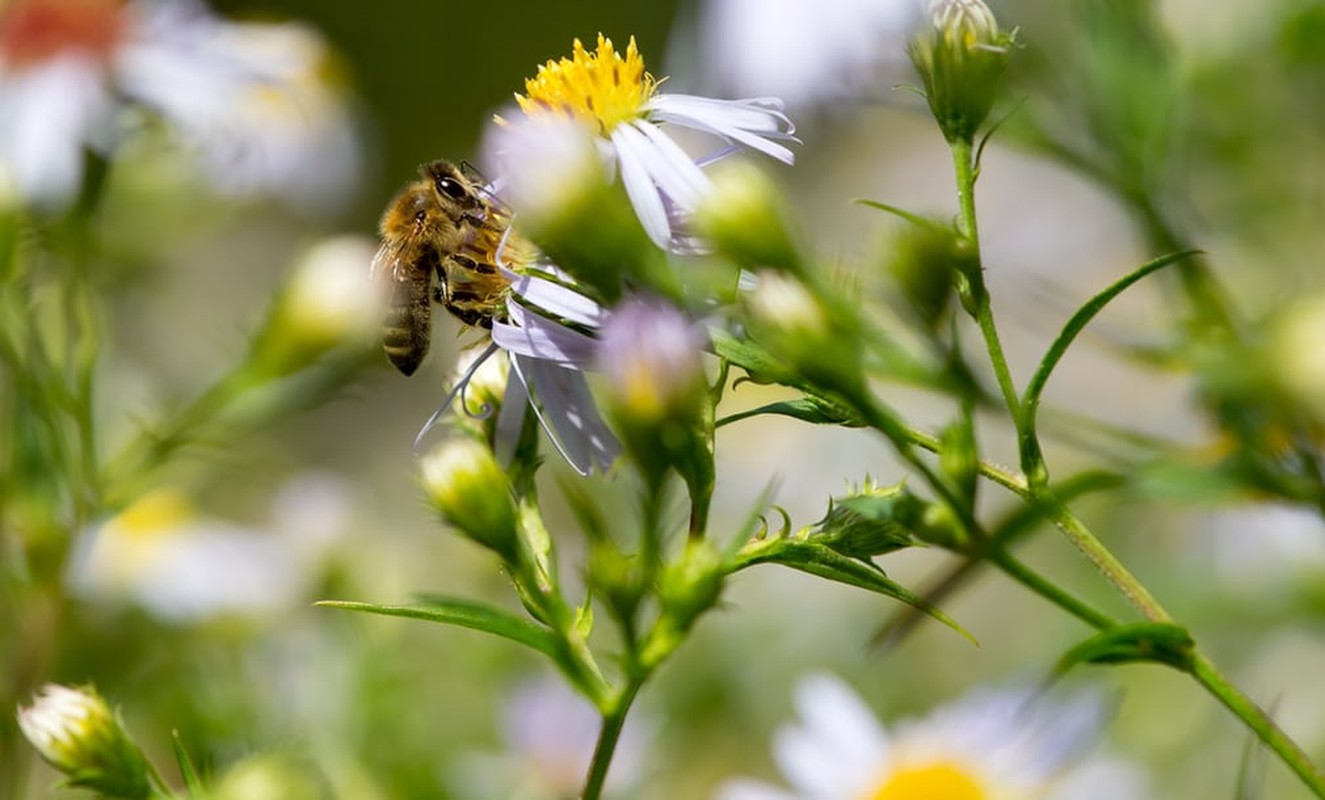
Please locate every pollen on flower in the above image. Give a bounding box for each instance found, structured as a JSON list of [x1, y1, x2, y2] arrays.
[[0, 0, 125, 69], [111, 490, 194, 542], [514, 34, 658, 135], [868, 761, 988, 800]]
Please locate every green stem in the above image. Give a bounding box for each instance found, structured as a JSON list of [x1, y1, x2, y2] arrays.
[[1190, 654, 1325, 797], [950, 138, 1021, 424], [985, 549, 1118, 630], [1041, 498, 1170, 623], [582, 678, 643, 800]]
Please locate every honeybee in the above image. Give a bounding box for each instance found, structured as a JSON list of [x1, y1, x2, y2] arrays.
[[371, 160, 513, 375]]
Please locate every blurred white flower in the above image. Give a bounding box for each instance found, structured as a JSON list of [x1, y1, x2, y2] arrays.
[[0, 0, 360, 212], [692, 0, 921, 110], [450, 675, 649, 800], [718, 674, 1149, 800], [485, 33, 797, 250], [276, 235, 384, 351], [66, 474, 350, 622]]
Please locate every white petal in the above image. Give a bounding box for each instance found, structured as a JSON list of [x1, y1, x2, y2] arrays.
[[513, 356, 620, 475], [609, 124, 672, 247], [492, 302, 598, 367], [772, 674, 889, 794], [627, 120, 714, 211], [502, 268, 604, 328], [647, 94, 798, 164], [0, 56, 111, 207]]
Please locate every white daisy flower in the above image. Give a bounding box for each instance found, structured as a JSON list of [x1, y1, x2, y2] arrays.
[[65, 476, 350, 622], [488, 33, 798, 250], [0, 0, 359, 212], [718, 674, 1149, 800], [692, 0, 921, 110]]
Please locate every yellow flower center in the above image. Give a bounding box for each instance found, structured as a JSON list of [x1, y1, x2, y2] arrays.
[[514, 34, 658, 135], [867, 761, 988, 800], [112, 490, 193, 542]]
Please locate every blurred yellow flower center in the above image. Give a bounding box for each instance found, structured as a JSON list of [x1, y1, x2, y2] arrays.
[[112, 490, 193, 542], [867, 762, 987, 800], [515, 34, 657, 135]]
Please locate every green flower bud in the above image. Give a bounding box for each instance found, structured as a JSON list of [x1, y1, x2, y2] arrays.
[[694, 161, 802, 275], [745, 270, 863, 394], [813, 482, 927, 558], [909, 0, 1015, 143], [599, 297, 707, 428], [253, 236, 382, 375], [642, 541, 724, 668], [419, 439, 519, 561], [17, 684, 153, 799]]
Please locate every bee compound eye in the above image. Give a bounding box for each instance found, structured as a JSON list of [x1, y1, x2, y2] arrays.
[[436, 177, 468, 201]]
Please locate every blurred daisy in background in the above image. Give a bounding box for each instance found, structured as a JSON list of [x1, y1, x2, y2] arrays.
[[449, 674, 650, 800], [66, 474, 350, 622], [688, 0, 921, 111], [718, 673, 1149, 800], [486, 33, 797, 250], [0, 0, 361, 213]]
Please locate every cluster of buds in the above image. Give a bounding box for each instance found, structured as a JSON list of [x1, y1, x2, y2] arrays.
[[909, 0, 1015, 143]]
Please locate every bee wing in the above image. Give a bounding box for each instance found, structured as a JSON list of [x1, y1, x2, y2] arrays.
[[370, 239, 427, 285]]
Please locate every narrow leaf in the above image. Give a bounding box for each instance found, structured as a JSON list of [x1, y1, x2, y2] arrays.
[[717, 396, 862, 429], [1020, 251, 1198, 468], [732, 539, 974, 643], [853, 200, 950, 235], [172, 731, 205, 798], [317, 598, 558, 658], [1055, 622, 1195, 674]]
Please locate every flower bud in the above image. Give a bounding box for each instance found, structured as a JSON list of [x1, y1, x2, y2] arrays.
[[745, 270, 862, 393], [254, 235, 382, 374], [598, 297, 707, 426], [17, 684, 153, 799], [909, 0, 1014, 143], [694, 160, 801, 275], [482, 114, 652, 299], [419, 439, 519, 561]]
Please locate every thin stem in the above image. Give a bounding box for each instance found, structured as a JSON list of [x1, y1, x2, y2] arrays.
[[985, 548, 1118, 630], [582, 678, 643, 800], [1190, 654, 1325, 797], [1041, 499, 1171, 623], [950, 138, 1021, 424]]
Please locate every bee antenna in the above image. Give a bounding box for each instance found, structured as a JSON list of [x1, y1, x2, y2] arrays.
[[412, 342, 501, 455]]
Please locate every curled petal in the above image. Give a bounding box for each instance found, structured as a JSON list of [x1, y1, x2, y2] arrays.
[[492, 302, 598, 367], [512, 355, 620, 475], [647, 94, 799, 164], [502, 268, 606, 328]]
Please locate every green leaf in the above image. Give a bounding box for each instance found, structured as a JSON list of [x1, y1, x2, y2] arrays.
[[172, 731, 205, 798], [717, 395, 862, 429], [1055, 622, 1195, 673], [730, 539, 975, 643], [317, 597, 559, 659], [1019, 250, 1198, 482], [709, 328, 799, 388], [853, 200, 951, 235]]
